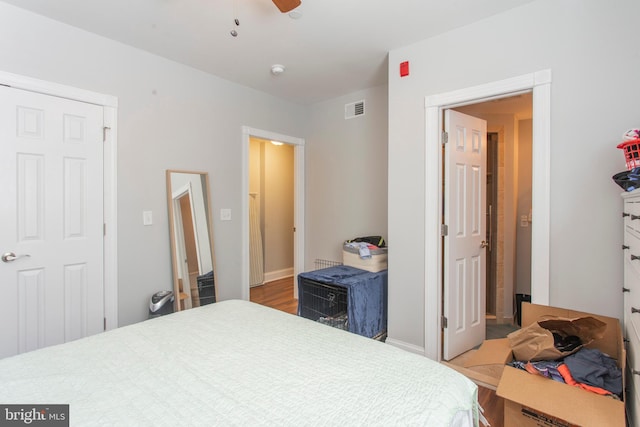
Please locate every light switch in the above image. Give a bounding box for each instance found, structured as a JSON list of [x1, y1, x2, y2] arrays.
[[143, 211, 153, 226], [220, 208, 232, 221]]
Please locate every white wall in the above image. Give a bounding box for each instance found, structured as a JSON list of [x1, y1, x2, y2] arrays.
[[388, 0, 639, 351], [264, 142, 294, 276], [306, 85, 389, 266], [249, 139, 295, 278], [0, 2, 307, 326]]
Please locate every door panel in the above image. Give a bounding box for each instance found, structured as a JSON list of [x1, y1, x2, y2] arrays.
[[443, 110, 487, 361], [0, 85, 104, 358]]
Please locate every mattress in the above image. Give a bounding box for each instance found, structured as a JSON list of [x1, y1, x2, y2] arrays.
[[0, 300, 478, 426]]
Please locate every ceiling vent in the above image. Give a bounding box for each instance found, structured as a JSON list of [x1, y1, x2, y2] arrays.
[[345, 100, 365, 119]]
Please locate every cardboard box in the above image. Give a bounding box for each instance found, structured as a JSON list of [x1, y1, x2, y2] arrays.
[[483, 303, 626, 427]]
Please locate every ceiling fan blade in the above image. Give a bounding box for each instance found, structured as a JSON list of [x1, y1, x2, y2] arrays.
[[272, 0, 301, 13]]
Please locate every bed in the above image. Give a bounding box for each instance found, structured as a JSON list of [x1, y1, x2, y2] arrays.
[[0, 300, 478, 426]]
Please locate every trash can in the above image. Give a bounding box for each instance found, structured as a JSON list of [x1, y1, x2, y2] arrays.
[[515, 293, 531, 326], [148, 290, 175, 319]]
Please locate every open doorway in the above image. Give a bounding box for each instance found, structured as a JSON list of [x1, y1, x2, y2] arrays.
[[248, 137, 296, 313], [241, 126, 305, 311], [453, 92, 533, 335], [442, 94, 532, 361]]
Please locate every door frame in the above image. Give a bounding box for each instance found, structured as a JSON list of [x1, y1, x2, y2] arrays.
[[241, 126, 305, 300], [424, 70, 551, 361], [0, 70, 119, 330]]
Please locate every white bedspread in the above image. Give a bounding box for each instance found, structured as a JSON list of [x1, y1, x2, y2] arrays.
[[0, 300, 478, 426]]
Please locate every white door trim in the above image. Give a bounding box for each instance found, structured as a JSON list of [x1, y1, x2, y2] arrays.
[[241, 126, 305, 300], [0, 70, 119, 331], [424, 69, 551, 361]]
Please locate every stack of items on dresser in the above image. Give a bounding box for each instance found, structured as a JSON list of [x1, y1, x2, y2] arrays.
[[506, 314, 622, 399], [613, 128, 640, 191]]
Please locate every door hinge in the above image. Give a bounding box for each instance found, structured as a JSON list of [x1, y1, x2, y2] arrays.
[[103, 223, 106, 236], [103, 126, 111, 142], [441, 224, 448, 236], [441, 315, 448, 329], [442, 131, 449, 145]]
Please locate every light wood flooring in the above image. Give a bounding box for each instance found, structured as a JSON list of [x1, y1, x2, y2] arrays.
[[250, 276, 503, 426], [250, 277, 298, 315]]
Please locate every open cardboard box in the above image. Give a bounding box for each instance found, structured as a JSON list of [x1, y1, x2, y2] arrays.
[[468, 303, 625, 427]]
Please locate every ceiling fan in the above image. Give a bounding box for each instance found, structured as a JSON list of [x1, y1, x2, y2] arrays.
[[272, 0, 301, 13]]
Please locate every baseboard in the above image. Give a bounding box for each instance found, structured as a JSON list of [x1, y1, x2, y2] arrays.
[[385, 337, 426, 356], [264, 267, 294, 283]]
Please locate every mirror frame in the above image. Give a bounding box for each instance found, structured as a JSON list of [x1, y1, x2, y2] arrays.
[[166, 169, 218, 311]]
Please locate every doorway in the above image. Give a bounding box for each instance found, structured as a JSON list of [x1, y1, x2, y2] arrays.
[[424, 69, 552, 361], [442, 95, 533, 361], [453, 93, 533, 330], [248, 137, 294, 303], [241, 127, 305, 303]]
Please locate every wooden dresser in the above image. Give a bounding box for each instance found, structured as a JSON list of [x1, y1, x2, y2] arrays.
[[622, 189, 640, 425]]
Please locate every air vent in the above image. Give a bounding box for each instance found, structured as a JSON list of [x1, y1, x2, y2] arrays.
[[345, 100, 365, 119]]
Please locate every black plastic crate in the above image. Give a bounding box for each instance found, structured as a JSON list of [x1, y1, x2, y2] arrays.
[[197, 271, 216, 306], [298, 277, 348, 330]]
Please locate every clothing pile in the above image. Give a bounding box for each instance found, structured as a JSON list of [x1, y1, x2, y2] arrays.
[[344, 236, 386, 259], [509, 347, 622, 399]]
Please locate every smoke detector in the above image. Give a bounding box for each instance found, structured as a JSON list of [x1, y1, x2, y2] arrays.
[[271, 64, 285, 75]]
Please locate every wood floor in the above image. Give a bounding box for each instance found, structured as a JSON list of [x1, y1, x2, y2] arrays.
[[250, 277, 298, 315], [250, 276, 504, 426]]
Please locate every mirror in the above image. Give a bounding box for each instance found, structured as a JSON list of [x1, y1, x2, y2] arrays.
[[166, 170, 218, 311]]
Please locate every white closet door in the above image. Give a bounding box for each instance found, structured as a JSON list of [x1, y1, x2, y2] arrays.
[[0, 85, 104, 358]]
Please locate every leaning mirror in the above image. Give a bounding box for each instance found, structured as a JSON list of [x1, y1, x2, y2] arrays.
[[166, 170, 218, 311]]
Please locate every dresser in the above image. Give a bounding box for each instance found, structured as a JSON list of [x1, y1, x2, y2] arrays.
[[622, 189, 640, 425]]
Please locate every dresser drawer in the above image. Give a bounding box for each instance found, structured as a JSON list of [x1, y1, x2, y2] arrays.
[[627, 322, 640, 426], [624, 198, 640, 237], [625, 230, 640, 278], [627, 367, 640, 427], [628, 286, 640, 346]]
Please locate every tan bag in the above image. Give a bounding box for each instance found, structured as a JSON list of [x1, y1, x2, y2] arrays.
[[507, 316, 607, 361]]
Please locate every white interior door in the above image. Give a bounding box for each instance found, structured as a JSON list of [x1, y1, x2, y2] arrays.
[[0, 85, 104, 358], [443, 109, 487, 361]]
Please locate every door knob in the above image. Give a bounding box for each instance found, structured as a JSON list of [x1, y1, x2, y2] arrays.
[[1, 252, 31, 263], [480, 240, 489, 249]]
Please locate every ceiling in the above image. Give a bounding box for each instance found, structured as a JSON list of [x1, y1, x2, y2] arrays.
[[2, 0, 536, 105]]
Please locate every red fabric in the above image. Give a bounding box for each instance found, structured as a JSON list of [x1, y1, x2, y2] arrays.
[[525, 362, 542, 376], [557, 364, 612, 396]]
